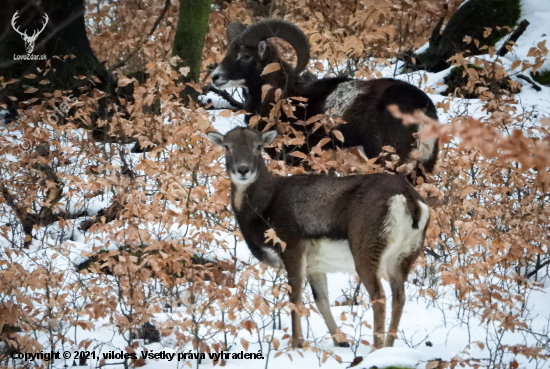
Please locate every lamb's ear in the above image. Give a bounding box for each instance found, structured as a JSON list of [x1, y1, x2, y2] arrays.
[[258, 41, 268, 60], [206, 132, 225, 147], [261, 130, 277, 146]]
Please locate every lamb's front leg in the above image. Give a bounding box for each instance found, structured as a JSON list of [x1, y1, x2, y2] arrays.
[[309, 273, 350, 347]]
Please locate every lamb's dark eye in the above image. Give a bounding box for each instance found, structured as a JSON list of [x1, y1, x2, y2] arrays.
[[223, 145, 231, 151], [257, 145, 263, 151]]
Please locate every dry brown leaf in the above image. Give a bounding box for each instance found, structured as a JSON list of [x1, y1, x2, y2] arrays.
[[264, 228, 287, 251], [261, 62, 281, 76], [332, 130, 344, 142], [117, 77, 132, 86]]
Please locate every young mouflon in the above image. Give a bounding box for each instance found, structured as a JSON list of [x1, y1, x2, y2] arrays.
[[207, 127, 430, 349]]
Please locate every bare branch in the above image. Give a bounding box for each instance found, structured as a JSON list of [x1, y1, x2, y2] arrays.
[[516, 73, 542, 91], [526, 260, 550, 279], [79, 201, 124, 232], [497, 19, 530, 57], [204, 85, 245, 110]]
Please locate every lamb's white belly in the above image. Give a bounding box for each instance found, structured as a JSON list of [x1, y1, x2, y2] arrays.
[[306, 238, 356, 275]]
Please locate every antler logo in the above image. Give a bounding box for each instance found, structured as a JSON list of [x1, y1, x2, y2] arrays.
[[11, 10, 49, 54]]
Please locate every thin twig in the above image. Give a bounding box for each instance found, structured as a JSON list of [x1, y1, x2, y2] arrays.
[[424, 247, 442, 259], [110, 0, 171, 70], [1, 182, 86, 248], [204, 85, 245, 110], [526, 260, 550, 279], [0, 184, 26, 223], [79, 201, 124, 231]]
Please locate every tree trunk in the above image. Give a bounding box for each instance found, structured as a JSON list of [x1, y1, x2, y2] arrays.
[[407, 0, 521, 72], [172, 0, 212, 100], [173, 0, 212, 82]]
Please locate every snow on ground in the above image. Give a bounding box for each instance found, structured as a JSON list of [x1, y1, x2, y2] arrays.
[[501, 0, 550, 73], [361, 347, 431, 369]]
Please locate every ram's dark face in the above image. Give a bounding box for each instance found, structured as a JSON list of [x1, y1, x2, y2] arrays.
[[211, 20, 309, 94], [211, 42, 267, 90]]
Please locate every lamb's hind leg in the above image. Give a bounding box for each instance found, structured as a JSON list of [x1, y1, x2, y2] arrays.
[[385, 253, 419, 347], [308, 273, 349, 347], [385, 273, 405, 347], [350, 231, 387, 349], [358, 269, 386, 349]]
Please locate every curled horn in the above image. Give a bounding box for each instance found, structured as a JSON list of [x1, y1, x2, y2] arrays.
[[227, 22, 247, 43], [237, 19, 310, 74]]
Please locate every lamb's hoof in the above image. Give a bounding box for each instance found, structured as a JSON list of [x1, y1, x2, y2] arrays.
[[337, 341, 350, 347], [291, 340, 304, 348]]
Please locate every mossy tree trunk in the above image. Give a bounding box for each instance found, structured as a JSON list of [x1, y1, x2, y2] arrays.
[[172, 0, 212, 100], [406, 0, 521, 72]]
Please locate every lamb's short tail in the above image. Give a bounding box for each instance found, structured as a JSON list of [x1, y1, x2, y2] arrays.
[[405, 195, 429, 229], [386, 194, 430, 233], [380, 194, 430, 280]]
